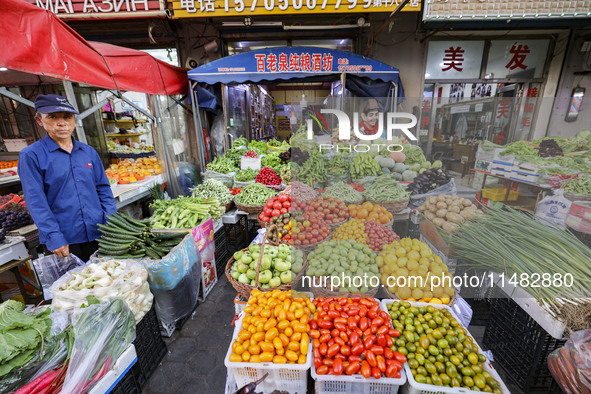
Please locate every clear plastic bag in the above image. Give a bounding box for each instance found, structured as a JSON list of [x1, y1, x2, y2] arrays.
[[49, 260, 153, 323], [203, 170, 235, 188], [451, 296, 473, 327], [32, 254, 86, 300], [62, 299, 136, 394], [233, 180, 255, 189], [548, 329, 591, 394], [410, 178, 457, 208]]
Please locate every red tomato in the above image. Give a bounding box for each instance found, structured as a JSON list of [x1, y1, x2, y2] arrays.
[[372, 317, 384, 327], [278, 194, 288, 203], [348, 317, 357, 330], [272, 202, 282, 210], [333, 357, 343, 375], [386, 336, 393, 348], [393, 351, 407, 363], [365, 350, 377, 368], [348, 355, 362, 363], [345, 362, 361, 375], [385, 363, 397, 378], [280, 208, 288, 214], [377, 355, 386, 373], [361, 361, 371, 378], [319, 343, 328, 356], [389, 329, 400, 338], [318, 320, 333, 330], [387, 359, 403, 370], [323, 359, 334, 366], [377, 334, 387, 347], [359, 317, 369, 331], [327, 343, 340, 358], [319, 334, 331, 343], [372, 366, 381, 379], [334, 322, 347, 332], [340, 345, 351, 356], [351, 343, 364, 355], [310, 320, 318, 330], [350, 332, 359, 345], [328, 310, 340, 319], [271, 209, 281, 217], [317, 365, 328, 375], [384, 347, 394, 360], [314, 357, 323, 368], [370, 346, 384, 355], [282, 201, 291, 209], [379, 311, 390, 321], [377, 326, 389, 336], [309, 330, 320, 339], [363, 336, 375, 350], [334, 337, 345, 346]]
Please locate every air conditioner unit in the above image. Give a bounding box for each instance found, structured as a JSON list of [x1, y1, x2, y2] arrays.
[[185, 57, 199, 69]]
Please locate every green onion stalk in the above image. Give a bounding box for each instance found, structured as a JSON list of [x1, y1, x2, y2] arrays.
[[451, 204, 591, 318]]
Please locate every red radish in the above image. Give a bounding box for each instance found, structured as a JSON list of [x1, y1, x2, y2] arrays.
[[15, 369, 60, 394]]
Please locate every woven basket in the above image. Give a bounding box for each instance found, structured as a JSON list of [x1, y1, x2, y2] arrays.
[[257, 218, 268, 229], [308, 276, 379, 299], [297, 232, 332, 253], [223, 201, 234, 212], [235, 200, 266, 214], [224, 225, 306, 298], [565, 192, 591, 202], [328, 218, 349, 231], [369, 198, 410, 213]]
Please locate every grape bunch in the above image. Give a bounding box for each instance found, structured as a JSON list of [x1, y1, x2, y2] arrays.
[[0, 210, 33, 231]]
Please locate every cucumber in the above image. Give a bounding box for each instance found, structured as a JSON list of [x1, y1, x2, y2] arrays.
[[97, 247, 130, 256], [107, 214, 144, 233], [145, 248, 160, 260], [98, 223, 143, 236], [119, 212, 149, 229], [101, 233, 140, 242], [153, 232, 188, 240], [97, 242, 132, 251]]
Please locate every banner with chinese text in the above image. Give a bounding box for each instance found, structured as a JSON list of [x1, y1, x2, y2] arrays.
[[172, 0, 420, 18]]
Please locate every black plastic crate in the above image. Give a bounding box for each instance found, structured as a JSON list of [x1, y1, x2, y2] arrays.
[[132, 305, 168, 388], [465, 297, 491, 326], [109, 366, 140, 394], [214, 228, 230, 279], [224, 215, 248, 254], [246, 219, 261, 243], [482, 292, 566, 393]]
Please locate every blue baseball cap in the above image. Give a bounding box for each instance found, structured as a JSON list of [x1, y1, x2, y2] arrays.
[[34, 94, 79, 115]]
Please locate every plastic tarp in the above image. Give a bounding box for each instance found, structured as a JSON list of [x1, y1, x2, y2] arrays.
[[187, 46, 404, 97], [0, 0, 187, 95]]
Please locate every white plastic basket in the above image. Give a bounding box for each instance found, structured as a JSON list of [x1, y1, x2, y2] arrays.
[[380, 300, 510, 394], [311, 364, 406, 394], [224, 292, 314, 394]]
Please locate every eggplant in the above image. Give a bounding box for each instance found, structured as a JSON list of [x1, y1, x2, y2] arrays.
[[235, 373, 269, 394]]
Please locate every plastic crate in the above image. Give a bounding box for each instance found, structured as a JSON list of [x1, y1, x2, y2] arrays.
[[465, 298, 491, 326], [481, 188, 519, 202], [224, 313, 312, 394], [224, 215, 248, 254], [215, 227, 230, 279], [132, 305, 168, 388], [312, 364, 405, 394], [381, 300, 510, 394], [482, 292, 566, 392], [109, 369, 140, 394], [246, 219, 261, 243]]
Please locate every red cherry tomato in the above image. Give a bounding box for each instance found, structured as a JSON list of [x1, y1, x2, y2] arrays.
[[370, 346, 384, 355], [384, 347, 394, 360], [365, 350, 377, 368], [327, 343, 340, 358], [314, 357, 322, 368], [351, 343, 364, 355], [385, 363, 397, 378], [361, 361, 371, 378], [345, 361, 361, 375], [372, 366, 381, 379], [319, 343, 328, 356], [333, 357, 343, 375], [377, 334, 387, 347], [377, 355, 386, 373], [359, 317, 369, 331], [317, 365, 328, 375], [393, 351, 407, 363]]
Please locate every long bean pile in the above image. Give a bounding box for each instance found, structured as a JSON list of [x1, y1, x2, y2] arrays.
[[323, 181, 363, 203], [362, 175, 411, 202], [565, 174, 591, 196], [191, 179, 233, 204], [452, 205, 591, 325], [234, 183, 276, 206], [297, 151, 326, 186]]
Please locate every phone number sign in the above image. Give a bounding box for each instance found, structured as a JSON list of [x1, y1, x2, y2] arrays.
[[172, 0, 420, 17]]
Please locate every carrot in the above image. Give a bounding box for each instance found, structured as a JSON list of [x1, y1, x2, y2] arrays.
[[14, 369, 60, 394]]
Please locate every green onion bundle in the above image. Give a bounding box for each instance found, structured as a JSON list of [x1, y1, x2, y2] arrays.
[[452, 205, 591, 322]]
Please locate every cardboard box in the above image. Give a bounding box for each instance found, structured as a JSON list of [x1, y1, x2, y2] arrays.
[[491, 167, 512, 177], [474, 160, 492, 174], [4, 139, 29, 152], [418, 215, 453, 257], [493, 150, 516, 164], [510, 170, 539, 184]]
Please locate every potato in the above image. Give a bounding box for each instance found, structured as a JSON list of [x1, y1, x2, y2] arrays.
[[443, 222, 459, 232], [437, 195, 447, 202], [418, 204, 426, 212], [427, 196, 438, 205], [461, 198, 472, 207], [436, 201, 448, 209], [446, 212, 465, 223], [433, 218, 445, 227], [448, 205, 461, 214], [429, 205, 438, 213], [445, 199, 453, 207], [451, 195, 460, 200], [436, 209, 448, 218], [459, 209, 474, 220], [425, 211, 436, 221]]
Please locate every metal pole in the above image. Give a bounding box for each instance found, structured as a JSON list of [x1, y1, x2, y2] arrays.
[[190, 82, 206, 170], [0, 88, 34, 108], [340, 73, 346, 111], [78, 97, 111, 120], [62, 80, 87, 144], [426, 83, 439, 159], [153, 96, 180, 198], [109, 91, 155, 121]]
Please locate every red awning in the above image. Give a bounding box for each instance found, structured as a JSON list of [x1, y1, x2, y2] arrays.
[[0, 0, 187, 96]]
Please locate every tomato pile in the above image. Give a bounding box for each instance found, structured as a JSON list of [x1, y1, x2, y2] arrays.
[[228, 289, 315, 364], [305, 196, 349, 226], [310, 297, 405, 378], [256, 167, 282, 185], [291, 212, 331, 246], [244, 150, 258, 158], [229, 187, 242, 195], [348, 201, 394, 225], [259, 194, 291, 223]]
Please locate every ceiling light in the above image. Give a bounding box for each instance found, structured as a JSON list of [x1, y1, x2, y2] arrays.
[[357, 17, 366, 26], [0, 67, 7, 72], [243, 16, 252, 26]]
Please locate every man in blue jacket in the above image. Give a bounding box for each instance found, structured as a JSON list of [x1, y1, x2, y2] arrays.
[[18, 94, 116, 261]]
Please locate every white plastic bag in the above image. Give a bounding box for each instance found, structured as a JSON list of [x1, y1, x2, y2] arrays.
[[451, 296, 473, 328], [32, 254, 86, 300], [536, 189, 572, 229], [410, 178, 457, 208], [49, 260, 153, 323]]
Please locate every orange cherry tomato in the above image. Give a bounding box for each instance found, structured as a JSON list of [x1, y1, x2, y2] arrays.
[[333, 357, 343, 375], [361, 361, 371, 378], [317, 365, 328, 375], [365, 350, 377, 368], [345, 361, 361, 375]]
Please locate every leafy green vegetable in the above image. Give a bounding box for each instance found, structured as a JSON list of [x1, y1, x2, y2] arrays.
[[261, 153, 282, 170], [224, 147, 248, 167], [232, 137, 248, 148], [191, 178, 233, 204], [500, 141, 537, 158], [248, 140, 268, 154], [403, 145, 426, 166], [235, 168, 258, 182], [480, 140, 502, 151], [206, 156, 238, 174]]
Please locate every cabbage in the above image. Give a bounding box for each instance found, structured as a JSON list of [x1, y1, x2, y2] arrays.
[[403, 145, 426, 165]]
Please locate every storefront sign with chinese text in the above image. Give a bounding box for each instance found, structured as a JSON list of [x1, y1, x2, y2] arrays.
[[485, 40, 550, 79], [425, 41, 485, 80], [172, 0, 420, 17], [26, 0, 164, 18]]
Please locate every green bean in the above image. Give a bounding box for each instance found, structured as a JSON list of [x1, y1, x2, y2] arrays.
[[362, 175, 410, 202], [565, 174, 591, 196], [323, 181, 363, 203], [234, 182, 276, 206]]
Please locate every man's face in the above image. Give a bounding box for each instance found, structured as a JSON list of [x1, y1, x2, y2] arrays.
[[363, 110, 379, 127], [35, 112, 75, 141]]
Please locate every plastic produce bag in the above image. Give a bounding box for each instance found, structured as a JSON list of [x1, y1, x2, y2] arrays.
[[548, 329, 591, 394], [535, 189, 572, 229], [62, 298, 136, 394], [32, 254, 86, 300], [410, 178, 457, 208], [451, 296, 473, 327], [49, 260, 153, 323], [233, 179, 255, 188], [203, 169, 235, 188]]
